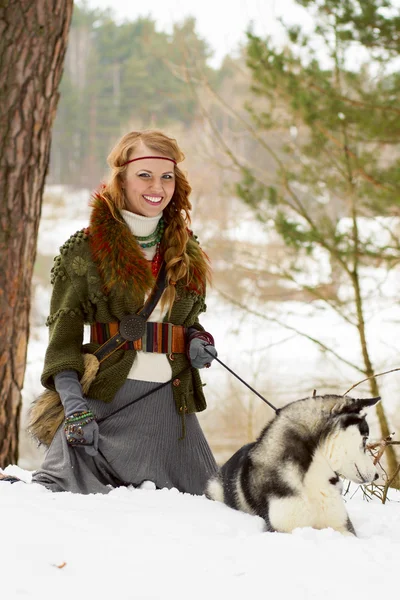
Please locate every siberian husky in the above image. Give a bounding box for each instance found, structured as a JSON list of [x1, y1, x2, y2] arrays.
[[206, 394, 380, 536]]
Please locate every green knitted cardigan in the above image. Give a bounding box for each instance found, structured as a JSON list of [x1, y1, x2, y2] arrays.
[[41, 195, 209, 416]]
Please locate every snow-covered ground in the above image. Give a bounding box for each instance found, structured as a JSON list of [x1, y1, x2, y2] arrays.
[[1, 468, 399, 600]]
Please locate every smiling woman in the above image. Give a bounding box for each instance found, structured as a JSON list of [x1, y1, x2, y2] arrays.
[[122, 152, 176, 217], [19, 129, 220, 496]]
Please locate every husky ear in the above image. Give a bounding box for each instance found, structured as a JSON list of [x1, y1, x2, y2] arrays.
[[356, 396, 381, 408], [332, 396, 381, 415]]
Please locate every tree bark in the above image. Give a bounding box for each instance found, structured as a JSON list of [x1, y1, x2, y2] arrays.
[[0, 1, 73, 468]]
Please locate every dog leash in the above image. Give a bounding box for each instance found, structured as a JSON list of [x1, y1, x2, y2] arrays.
[[95, 348, 279, 422], [95, 344, 280, 424], [96, 366, 191, 425], [74, 348, 278, 459], [85, 343, 279, 428], [72, 367, 191, 459], [204, 347, 279, 414]]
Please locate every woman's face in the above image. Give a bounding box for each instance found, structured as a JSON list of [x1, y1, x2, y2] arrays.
[[122, 145, 176, 217]]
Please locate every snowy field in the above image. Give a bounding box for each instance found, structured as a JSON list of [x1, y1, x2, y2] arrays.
[[0, 469, 399, 600]]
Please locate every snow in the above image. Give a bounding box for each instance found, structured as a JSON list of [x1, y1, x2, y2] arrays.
[[1, 469, 399, 600]]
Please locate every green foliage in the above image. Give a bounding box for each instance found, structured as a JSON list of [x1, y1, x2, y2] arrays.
[[297, 0, 400, 53], [275, 211, 317, 254], [235, 168, 281, 223], [239, 0, 400, 267], [236, 168, 266, 207]]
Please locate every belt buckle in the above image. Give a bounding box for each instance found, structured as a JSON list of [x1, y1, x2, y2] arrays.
[[119, 314, 146, 341]]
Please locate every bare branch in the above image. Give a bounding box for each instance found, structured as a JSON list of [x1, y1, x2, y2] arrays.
[[343, 367, 400, 396], [216, 287, 366, 375], [314, 123, 397, 192]]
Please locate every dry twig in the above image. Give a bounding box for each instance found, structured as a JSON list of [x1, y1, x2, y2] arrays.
[[342, 367, 400, 396], [361, 436, 400, 504], [366, 435, 400, 466]]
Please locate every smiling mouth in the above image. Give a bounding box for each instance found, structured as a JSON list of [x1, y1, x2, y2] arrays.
[[143, 195, 163, 204]]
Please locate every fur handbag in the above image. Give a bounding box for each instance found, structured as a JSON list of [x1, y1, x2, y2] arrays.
[[28, 354, 100, 447]]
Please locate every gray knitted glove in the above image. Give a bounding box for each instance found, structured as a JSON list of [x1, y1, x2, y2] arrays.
[[54, 370, 99, 456], [187, 329, 217, 369]]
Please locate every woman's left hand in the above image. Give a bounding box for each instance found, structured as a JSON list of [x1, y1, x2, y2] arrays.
[[187, 330, 217, 369]]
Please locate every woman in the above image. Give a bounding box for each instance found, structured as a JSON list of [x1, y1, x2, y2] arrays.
[[7, 130, 218, 494]]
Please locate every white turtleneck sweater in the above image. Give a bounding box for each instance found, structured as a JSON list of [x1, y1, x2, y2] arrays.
[[120, 209, 172, 383]]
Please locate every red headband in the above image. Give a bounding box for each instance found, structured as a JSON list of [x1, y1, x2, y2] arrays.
[[121, 155, 177, 167]]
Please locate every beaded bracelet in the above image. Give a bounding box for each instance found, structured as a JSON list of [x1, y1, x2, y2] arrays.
[[64, 410, 95, 445], [65, 411, 94, 425]]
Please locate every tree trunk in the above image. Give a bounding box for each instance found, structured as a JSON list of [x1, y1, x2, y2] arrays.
[[0, 1, 73, 468], [352, 271, 399, 488]]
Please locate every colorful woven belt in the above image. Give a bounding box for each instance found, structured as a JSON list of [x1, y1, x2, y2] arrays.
[[90, 322, 187, 354]]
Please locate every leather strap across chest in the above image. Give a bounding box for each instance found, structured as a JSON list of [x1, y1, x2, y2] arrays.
[[92, 262, 185, 363]]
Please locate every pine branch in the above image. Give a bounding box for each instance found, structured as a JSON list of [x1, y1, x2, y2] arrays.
[[308, 81, 400, 116], [314, 123, 397, 191]]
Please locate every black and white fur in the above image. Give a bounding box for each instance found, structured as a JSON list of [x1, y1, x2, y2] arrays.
[[206, 394, 380, 536]]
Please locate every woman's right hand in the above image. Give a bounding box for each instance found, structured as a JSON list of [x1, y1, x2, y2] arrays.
[[64, 412, 99, 456], [54, 370, 99, 456]]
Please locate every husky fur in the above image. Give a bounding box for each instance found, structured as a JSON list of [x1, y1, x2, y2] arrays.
[[206, 394, 380, 536]]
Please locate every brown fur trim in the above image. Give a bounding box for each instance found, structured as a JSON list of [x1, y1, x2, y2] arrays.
[[28, 354, 100, 447], [89, 194, 155, 301], [185, 234, 210, 295]]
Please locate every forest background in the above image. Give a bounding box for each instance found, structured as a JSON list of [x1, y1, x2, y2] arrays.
[[21, 0, 400, 484]]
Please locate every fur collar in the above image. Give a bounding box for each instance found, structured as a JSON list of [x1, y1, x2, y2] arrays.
[[89, 194, 155, 301], [88, 194, 207, 300]]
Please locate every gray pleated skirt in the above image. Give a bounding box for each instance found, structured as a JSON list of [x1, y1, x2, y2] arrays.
[[31, 379, 217, 495]]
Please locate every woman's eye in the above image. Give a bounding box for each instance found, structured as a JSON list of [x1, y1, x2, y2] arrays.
[[162, 174, 174, 180], [138, 173, 150, 178]]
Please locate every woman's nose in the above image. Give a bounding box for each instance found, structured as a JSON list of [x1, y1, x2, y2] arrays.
[[149, 179, 164, 192], [151, 177, 164, 190]]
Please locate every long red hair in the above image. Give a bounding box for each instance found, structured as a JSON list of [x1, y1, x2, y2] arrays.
[[98, 130, 211, 311]]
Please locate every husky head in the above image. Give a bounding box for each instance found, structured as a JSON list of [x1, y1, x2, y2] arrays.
[[321, 395, 380, 484]]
